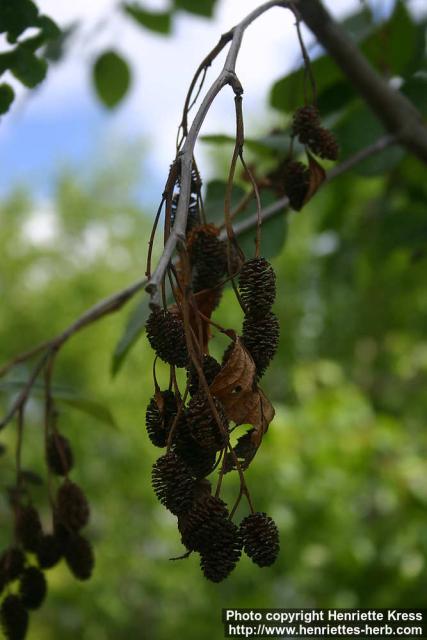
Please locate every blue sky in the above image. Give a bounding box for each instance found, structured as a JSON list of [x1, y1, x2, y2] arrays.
[[0, 0, 402, 204]]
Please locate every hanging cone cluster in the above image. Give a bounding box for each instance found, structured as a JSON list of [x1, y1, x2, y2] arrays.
[[151, 452, 195, 515], [146, 307, 188, 367], [188, 224, 228, 295], [239, 257, 276, 317], [46, 433, 74, 476], [0, 411, 94, 640], [242, 312, 280, 380], [186, 392, 228, 452], [283, 161, 310, 211], [145, 390, 178, 447], [187, 355, 221, 396], [145, 159, 282, 583], [19, 568, 47, 610], [0, 594, 29, 640], [292, 105, 339, 161], [240, 512, 280, 567]]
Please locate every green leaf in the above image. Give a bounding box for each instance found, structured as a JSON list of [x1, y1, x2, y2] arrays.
[[201, 133, 290, 155], [334, 101, 404, 176], [237, 190, 288, 259], [0, 0, 39, 43], [123, 4, 171, 34], [10, 47, 47, 88], [112, 295, 150, 376], [0, 381, 117, 428], [203, 180, 246, 225], [173, 0, 217, 18], [0, 83, 14, 114], [271, 54, 342, 114], [93, 50, 131, 109], [402, 74, 427, 117], [270, 2, 421, 115]]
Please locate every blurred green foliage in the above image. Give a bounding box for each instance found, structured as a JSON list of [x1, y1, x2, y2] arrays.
[[1, 144, 427, 638]]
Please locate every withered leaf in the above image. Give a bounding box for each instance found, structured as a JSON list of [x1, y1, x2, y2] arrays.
[[210, 336, 255, 397], [210, 338, 275, 435], [304, 151, 326, 205]]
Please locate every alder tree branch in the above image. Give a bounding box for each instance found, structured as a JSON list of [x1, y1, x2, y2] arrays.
[[296, 0, 427, 164], [0, 0, 418, 428], [146, 0, 291, 306], [0, 132, 396, 395]]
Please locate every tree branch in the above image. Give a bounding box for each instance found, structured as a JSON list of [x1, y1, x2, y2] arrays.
[[296, 0, 427, 164], [0, 132, 396, 388], [146, 0, 290, 306]]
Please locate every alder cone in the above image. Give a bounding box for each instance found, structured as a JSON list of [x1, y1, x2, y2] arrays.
[[0, 547, 25, 583], [283, 161, 310, 211], [151, 452, 195, 515], [145, 390, 177, 448], [56, 480, 90, 532], [19, 567, 47, 610], [178, 495, 229, 552], [310, 127, 339, 161], [146, 307, 188, 368], [173, 423, 217, 479], [187, 355, 221, 396], [189, 225, 227, 292], [36, 534, 62, 570], [242, 312, 279, 379], [292, 105, 321, 144], [238, 257, 276, 317], [240, 512, 279, 567], [14, 505, 42, 552], [200, 519, 242, 583], [187, 392, 229, 452], [64, 534, 95, 580], [0, 595, 29, 640], [46, 433, 74, 476]]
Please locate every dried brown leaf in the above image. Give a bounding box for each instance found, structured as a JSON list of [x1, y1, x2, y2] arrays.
[[303, 151, 326, 204], [210, 336, 255, 398]]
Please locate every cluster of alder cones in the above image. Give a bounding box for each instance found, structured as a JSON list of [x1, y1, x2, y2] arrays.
[[0, 431, 93, 640], [145, 169, 280, 582], [281, 104, 339, 210]]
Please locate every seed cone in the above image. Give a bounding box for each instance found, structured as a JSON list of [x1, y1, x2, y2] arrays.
[[310, 127, 339, 161], [146, 307, 188, 368], [145, 390, 178, 448], [239, 257, 276, 317], [36, 534, 62, 570], [56, 480, 90, 532], [151, 452, 195, 515], [283, 161, 310, 211], [187, 355, 221, 396], [200, 519, 242, 583], [64, 534, 95, 580], [242, 312, 279, 379], [0, 595, 29, 640], [240, 512, 279, 567], [46, 433, 74, 476], [173, 419, 217, 479], [0, 547, 25, 583], [178, 495, 229, 552], [189, 225, 228, 293], [187, 392, 228, 452], [19, 567, 47, 610], [15, 505, 42, 552], [292, 105, 321, 144]]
